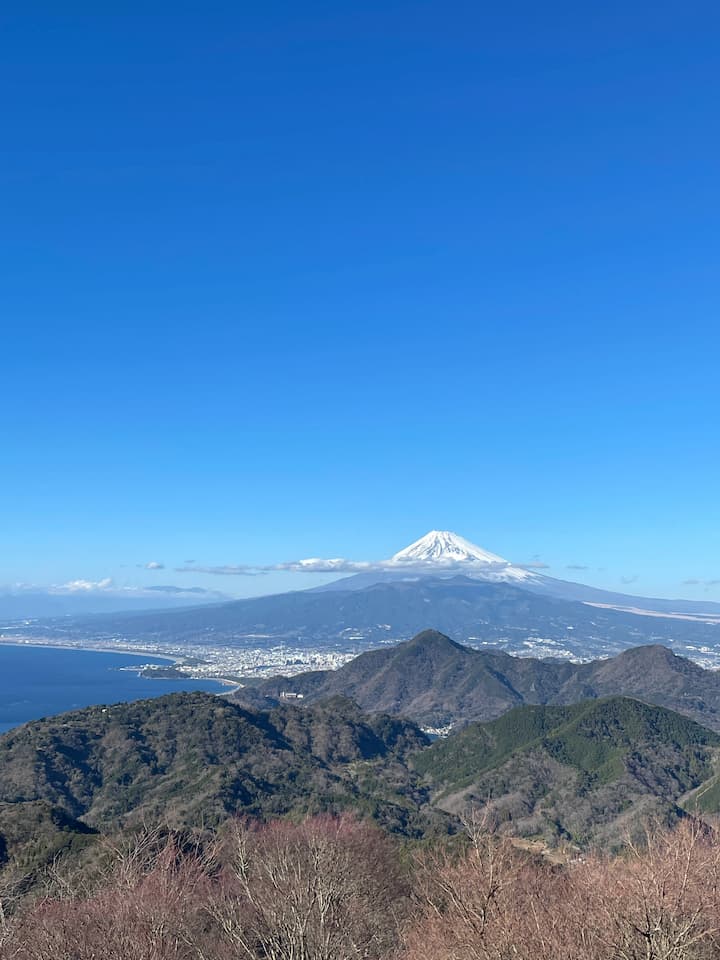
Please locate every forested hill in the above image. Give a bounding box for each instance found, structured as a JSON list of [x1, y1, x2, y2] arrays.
[[2, 691, 720, 868], [235, 630, 720, 730], [413, 696, 720, 848], [0, 692, 438, 839]]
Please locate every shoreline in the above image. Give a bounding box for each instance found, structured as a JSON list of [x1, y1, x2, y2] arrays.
[[0, 637, 179, 664]]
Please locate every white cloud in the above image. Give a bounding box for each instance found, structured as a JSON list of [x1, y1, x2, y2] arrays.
[[177, 556, 533, 576], [45, 578, 230, 599], [275, 558, 374, 573], [144, 561, 165, 570], [55, 577, 114, 593], [174, 559, 399, 576], [174, 564, 269, 577], [0, 579, 230, 603]]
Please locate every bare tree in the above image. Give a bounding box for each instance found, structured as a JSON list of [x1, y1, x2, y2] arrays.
[[401, 815, 720, 960], [578, 819, 720, 960], [209, 813, 407, 960], [404, 809, 552, 960], [6, 812, 720, 960], [2, 831, 214, 960]]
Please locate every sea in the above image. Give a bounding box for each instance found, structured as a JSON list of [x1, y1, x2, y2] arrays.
[[0, 644, 228, 734]]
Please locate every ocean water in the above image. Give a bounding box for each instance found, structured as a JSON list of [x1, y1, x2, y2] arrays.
[[0, 644, 228, 734]]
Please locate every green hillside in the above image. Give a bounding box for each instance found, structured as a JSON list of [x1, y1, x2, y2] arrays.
[[414, 697, 720, 847], [2, 691, 720, 866]]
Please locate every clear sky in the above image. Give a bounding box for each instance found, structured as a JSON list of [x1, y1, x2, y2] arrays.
[[2, 1, 720, 603]]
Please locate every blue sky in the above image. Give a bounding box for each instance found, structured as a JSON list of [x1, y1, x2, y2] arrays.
[[2, 1, 720, 602]]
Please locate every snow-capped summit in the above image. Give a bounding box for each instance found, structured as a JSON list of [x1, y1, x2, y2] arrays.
[[389, 530, 536, 582], [392, 530, 508, 566], [302, 530, 542, 591]]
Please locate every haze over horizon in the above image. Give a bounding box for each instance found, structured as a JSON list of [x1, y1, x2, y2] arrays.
[[3, 2, 720, 605]]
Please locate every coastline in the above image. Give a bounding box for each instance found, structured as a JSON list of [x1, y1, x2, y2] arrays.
[[0, 637, 180, 664]]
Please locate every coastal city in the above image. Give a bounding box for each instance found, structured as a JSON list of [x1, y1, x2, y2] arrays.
[[4, 618, 720, 692], [0, 628, 360, 687]]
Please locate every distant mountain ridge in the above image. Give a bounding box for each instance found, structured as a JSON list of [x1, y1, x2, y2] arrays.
[[235, 630, 720, 730], [6, 531, 720, 668], [13, 574, 720, 668], [314, 530, 720, 617], [0, 588, 226, 620]]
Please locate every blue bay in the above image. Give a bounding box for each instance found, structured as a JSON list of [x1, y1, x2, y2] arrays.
[[0, 645, 227, 734]]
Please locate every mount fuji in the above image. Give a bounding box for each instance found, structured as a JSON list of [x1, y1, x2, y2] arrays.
[[317, 530, 720, 618], [391, 529, 514, 565], [312, 529, 541, 592], [7, 529, 720, 666], [390, 530, 535, 581]]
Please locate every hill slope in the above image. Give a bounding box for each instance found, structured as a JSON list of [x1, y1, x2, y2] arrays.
[[413, 697, 720, 847], [236, 631, 720, 730], [1, 693, 720, 858], [0, 692, 441, 838]]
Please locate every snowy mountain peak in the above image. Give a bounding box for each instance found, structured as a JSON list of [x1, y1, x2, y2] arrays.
[[392, 530, 508, 565], [390, 530, 536, 583]]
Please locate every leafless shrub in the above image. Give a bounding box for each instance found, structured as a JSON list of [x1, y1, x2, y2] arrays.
[[404, 808, 566, 960]]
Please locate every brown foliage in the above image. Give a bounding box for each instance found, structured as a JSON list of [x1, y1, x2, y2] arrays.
[[577, 821, 720, 960], [3, 833, 212, 960], [4, 813, 720, 960], [209, 813, 408, 960], [400, 817, 720, 960], [0, 814, 407, 960], [403, 812, 580, 960]]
